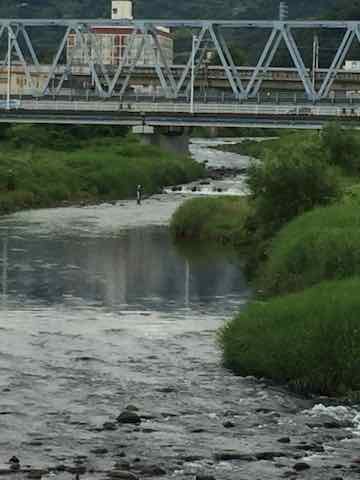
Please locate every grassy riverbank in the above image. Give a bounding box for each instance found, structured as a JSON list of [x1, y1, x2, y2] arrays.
[[0, 124, 204, 215], [171, 124, 360, 397], [218, 277, 360, 397]]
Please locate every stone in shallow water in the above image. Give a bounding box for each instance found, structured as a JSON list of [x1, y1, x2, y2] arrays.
[[66, 465, 87, 474], [196, 475, 216, 480], [26, 469, 48, 479], [181, 455, 203, 462], [113, 461, 131, 470], [114, 452, 126, 458], [255, 452, 286, 461], [157, 386, 177, 393], [293, 462, 311, 471], [213, 451, 256, 462], [117, 411, 142, 425], [107, 471, 138, 480], [223, 421, 235, 428], [125, 405, 139, 412], [277, 437, 291, 443], [282, 471, 298, 478], [103, 422, 118, 431], [295, 443, 324, 453], [90, 447, 109, 455]]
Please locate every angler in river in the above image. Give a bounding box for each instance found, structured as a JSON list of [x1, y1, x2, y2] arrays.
[[136, 184, 143, 205]]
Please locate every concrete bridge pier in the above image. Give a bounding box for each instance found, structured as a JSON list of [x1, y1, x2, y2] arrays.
[[133, 125, 190, 155]]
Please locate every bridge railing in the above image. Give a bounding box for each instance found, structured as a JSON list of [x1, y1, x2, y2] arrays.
[[14, 99, 360, 118]]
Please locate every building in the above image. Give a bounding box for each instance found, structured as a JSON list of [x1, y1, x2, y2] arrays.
[[0, 65, 49, 96], [66, 1, 173, 67], [344, 60, 360, 72]]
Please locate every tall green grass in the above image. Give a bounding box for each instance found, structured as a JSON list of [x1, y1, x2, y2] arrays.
[[260, 201, 360, 295], [170, 196, 252, 246], [219, 277, 360, 396]]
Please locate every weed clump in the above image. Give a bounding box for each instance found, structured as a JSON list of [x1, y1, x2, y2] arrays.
[[218, 277, 360, 396]]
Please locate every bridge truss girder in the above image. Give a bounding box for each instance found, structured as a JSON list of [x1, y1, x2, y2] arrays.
[[0, 19, 360, 101]]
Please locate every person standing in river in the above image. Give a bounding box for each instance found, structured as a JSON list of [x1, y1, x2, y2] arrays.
[[136, 184, 143, 205]]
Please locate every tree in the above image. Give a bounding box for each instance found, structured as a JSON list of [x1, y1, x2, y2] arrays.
[[247, 135, 341, 236]]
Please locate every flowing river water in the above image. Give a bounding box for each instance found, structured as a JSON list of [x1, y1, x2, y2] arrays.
[[0, 139, 359, 480]]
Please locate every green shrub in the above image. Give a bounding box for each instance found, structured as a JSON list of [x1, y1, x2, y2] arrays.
[[170, 196, 252, 246], [218, 277, 360, 396], [247, 136, 341, 236], [260, 202, 360, 295], [321, 123, 360, 174]]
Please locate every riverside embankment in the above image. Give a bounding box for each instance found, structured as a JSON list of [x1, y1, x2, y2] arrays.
[[0, 137, 359, 480]]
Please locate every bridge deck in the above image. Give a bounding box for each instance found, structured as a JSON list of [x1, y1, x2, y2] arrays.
[[1, 100, 359, 129]]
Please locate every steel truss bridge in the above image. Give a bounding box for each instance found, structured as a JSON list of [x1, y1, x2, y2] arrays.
[[2, 18, 360, 103]]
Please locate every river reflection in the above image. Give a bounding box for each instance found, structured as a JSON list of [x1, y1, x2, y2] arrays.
[[0, 225, 247, 313]]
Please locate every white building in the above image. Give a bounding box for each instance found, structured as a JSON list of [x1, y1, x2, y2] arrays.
[[344, 60, 360, 72], [67, 1, 173, 67]]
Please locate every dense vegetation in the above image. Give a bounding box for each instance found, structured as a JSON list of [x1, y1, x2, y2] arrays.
[[0, 124, 204, 215], [171, 124, 360, 397], [218, 277, 360, 396]]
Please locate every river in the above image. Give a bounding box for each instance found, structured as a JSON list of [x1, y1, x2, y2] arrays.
[[0, 139, 359, 480]]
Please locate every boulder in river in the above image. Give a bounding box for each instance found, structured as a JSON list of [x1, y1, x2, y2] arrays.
[[255, 452, 286, 461], [277, 437, 291, 443], [103, 422, 118, 431], [26, 469, 48, 479], [90, 447, 109, 455], [107, 470, 138, 480], [125, 405, 139, 412], [214, 451, 256, 462], [223, 421, 235, 428], [117, 410, 142, 425], [293, 462, 311, 471]]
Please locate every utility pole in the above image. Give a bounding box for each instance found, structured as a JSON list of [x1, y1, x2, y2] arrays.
[[312, 34, 319, 88], [2, 232, 8, 303], [6, 28, 12, 110], [190, 34, 198, 114], [279, 2, 288, 21]]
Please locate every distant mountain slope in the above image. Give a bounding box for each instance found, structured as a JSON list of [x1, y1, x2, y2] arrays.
[[329, 0, 360, 20], [0, 0, 338, 20]]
